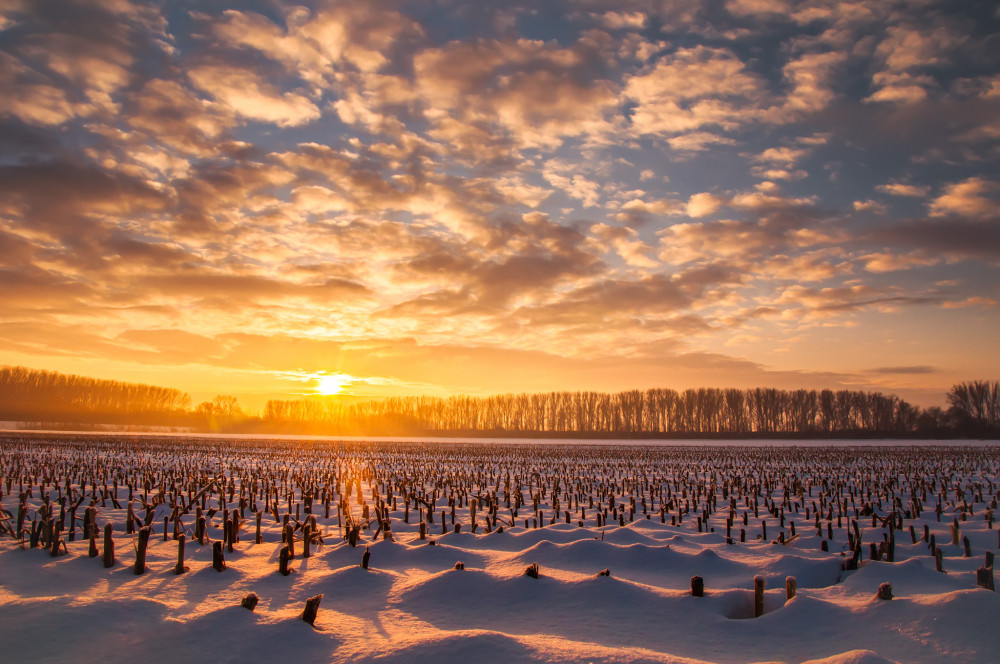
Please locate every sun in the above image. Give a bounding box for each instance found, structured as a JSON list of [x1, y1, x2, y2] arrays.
[[316, 373, 350, 395]]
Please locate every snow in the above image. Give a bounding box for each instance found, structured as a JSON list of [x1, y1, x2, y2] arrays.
[[1, 435, 997, 664]]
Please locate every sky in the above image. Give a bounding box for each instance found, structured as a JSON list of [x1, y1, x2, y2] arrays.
[[1, 0, 999, 410]]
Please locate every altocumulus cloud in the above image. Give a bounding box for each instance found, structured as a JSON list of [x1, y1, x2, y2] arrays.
[[0, 0, 997, 407]]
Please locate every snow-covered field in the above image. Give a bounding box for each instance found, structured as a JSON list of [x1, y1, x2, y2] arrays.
[[1, 435, 997, 664]]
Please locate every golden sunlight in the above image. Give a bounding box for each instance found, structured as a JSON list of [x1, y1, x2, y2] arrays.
[[315, 373, 351, 395]]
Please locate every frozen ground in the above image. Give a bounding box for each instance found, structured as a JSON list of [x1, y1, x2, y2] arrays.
[[0, 435, 997, 663]]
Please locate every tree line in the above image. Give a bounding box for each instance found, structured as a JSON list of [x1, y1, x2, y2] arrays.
[[1, 365, 997, 437], [262, 387, 918, 435], [946, 380, 1000, 432], [0, 366, 191, 425], [261, 382, 1000, 437]]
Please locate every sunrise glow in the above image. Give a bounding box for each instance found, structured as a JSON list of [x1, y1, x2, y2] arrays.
[[0, 0, 996, 411], [315, 374, 350, 396]]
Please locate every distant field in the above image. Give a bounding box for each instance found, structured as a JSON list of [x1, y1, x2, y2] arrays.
[[1, 434, 997, 663]]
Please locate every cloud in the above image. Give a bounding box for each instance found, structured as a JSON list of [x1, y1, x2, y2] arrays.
[[865, 365, 936, 375], [493, 177, 553, 208], [511, 273, 701, 327], [123, 79, 236, 154], [0, 159, 166, 245], [686, 192, 725, 218], [615, 197, 685, 225], [877, 182, 930, 197], [867, 74, 933, 104], [412, 37, 621, 150], [115, 329, 227, 362], [870, 217, 1000, 261], [656, 187, 842, 274], [761, 249, 852, 283], [543, 167, 602, 208], [755, 146, 808, 167], [167, 158, 297, 235], [729, 191, 815, 211], [0, 0, 173, 126], [928, 177, 1000, 218], [866, 25, 964, 104], [626, 46, 769, 136], [725, 0, 791, 17], [749, 139, 818, 178], [20, 31, 132, 111], [0, 52, 85, 125], [187, 64, 320, 127], [775, 284, 940, 318], [751, 168, 808, 180], [876, 24, 959, 72], [779, 50, 846, 115], [659, 220, 758, 264], [625, 46, 764, 134], [0, 0, 997, 408], [0, 263, 94, 310], [665, 132, 736, 152], [941, 297, 997, 309], [853, 200, 887, 213], [861, 251, 938, 273], [138, 271, 371, 304], [212, 3, 424, 80], [290, 185, 351, 214], [589, 223, 658, 268], [626, 41, 848, 147], [29, 329, 859, 401], [598, 11, 647, 29], [382, 213, 602, 317]]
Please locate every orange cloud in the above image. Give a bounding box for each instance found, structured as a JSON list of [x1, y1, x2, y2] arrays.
[[0, 52, 85, 125], [626, 46, 769, 136], [0, 0, 997, 410], [187, 64, 320, 127], [877, 182, 929, 197], [928, 178, 1000, 218]]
